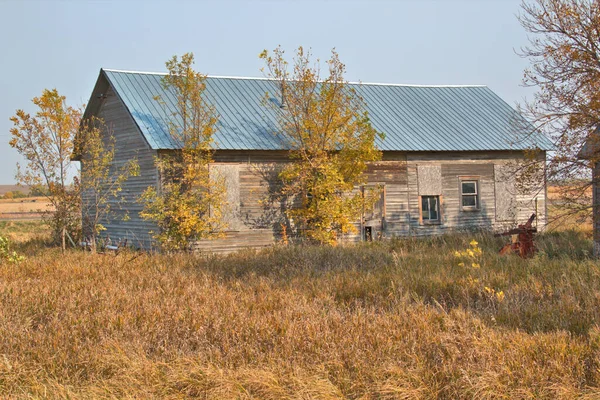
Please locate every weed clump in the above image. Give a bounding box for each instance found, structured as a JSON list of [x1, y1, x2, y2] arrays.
[[0, 235, 24, 263]]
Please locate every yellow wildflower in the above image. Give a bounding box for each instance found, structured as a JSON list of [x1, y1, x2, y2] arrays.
[[496, 291, 505, 302], [470, 239, 479, 247], [471, 262, 480, 269]]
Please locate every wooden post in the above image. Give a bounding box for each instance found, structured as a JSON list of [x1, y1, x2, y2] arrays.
[[535, 197, 538, 230], [360, 186, 365, 242], [594, 162, 600, 257], [61, 226, 66, 253], [381, 185, 387, 235]]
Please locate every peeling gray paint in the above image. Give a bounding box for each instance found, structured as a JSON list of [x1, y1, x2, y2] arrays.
[[494, 164, 517, 222], [417, 165, 442, 195], [211, 164, 241, 230]]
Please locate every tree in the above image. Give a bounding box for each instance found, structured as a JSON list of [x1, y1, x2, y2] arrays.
[[260, 46, 384, 245], [78, 116, 139, 252], [10, 190, 27, 199], [9, 89, 81, 250], [140, 53, 226, 252], [518, 0, 600, 249]]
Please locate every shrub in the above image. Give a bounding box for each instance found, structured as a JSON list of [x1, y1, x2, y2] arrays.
[[10, 190, 27, 199]]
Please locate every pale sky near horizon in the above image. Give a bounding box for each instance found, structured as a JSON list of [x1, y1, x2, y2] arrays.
[[0, 0, 536, 184]]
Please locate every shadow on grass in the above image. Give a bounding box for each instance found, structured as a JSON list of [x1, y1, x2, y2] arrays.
[[9, 224, 598, 336], [184, 230, 599, 336]]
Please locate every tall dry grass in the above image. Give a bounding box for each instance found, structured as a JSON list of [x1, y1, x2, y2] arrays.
[[0, 230, 600, 398]]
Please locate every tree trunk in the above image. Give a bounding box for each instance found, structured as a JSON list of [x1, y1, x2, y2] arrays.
[[61, 226, 66, 252]]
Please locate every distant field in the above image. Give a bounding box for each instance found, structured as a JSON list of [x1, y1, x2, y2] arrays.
[[545, 186, 593, 234], [547, 184, 593, 201], [0, 184, 29, 196], [0, 197, 53, 220]]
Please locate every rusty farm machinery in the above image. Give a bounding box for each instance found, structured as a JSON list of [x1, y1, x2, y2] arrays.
[[495, 213, 537, 258]]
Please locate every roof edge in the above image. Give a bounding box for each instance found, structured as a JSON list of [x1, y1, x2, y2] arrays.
[[102, 68, 487, 88]]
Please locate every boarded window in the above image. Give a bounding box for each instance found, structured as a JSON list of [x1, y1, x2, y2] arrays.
[[494, 164, 517, 222], [417, 165, 442, 195], [363, 184, 386, 222], [210, 164, 240, 230]]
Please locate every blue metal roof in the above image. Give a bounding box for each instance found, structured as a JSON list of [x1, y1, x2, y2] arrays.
[[102, 69, 553, 152]]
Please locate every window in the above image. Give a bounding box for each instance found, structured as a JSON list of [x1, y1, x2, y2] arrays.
[[421, 196, 440, 223], [461, 180, 479, 210]]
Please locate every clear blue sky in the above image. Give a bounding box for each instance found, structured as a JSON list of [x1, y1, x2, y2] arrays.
[[0, 0, 534, 184]]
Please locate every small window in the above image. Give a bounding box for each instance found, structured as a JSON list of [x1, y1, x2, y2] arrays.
[[461, 180, 479, 210], [421, 196, 440, 223]]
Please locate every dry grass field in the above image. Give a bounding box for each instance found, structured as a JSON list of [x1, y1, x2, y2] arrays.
[[0, 197, 53, 220], [1, 219, 600, 398]]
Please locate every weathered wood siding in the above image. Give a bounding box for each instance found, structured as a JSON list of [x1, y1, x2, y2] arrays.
[[83, 124, 546, 252], [189, 151, 289, 252], [404, 151, 547, 236], [190, 150, 546, 252], [81, 85, 158, 248], [362, 152, 410, 238]]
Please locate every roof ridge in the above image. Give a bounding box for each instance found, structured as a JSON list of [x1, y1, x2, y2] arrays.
[[102, 69, 486, 88], [350, 82, 486, 88], [103, 68, 168, 76]]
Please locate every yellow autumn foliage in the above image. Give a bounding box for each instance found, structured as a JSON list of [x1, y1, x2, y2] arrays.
[[140, 53, 226, 251], [261, 46, 383, 244]]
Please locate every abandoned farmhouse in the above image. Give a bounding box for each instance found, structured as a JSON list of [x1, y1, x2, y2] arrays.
[[79, 69, 553, 252]]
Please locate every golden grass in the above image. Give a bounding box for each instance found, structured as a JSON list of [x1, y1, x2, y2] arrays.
[[0, 220, 51, 243], [545, 204, 593, 236], [1, 231, 600, 398]]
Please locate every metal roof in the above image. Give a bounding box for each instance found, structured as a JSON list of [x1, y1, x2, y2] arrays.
[[102, 68, 553, 152]]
